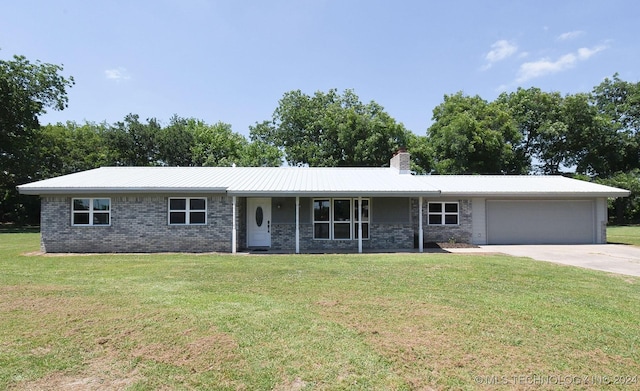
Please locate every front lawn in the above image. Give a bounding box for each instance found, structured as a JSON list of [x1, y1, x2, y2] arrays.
[[608, 225, 640, 246], [1, 233, 639, 390]]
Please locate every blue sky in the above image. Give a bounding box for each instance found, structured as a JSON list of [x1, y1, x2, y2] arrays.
[[2, 0, 639, 137]]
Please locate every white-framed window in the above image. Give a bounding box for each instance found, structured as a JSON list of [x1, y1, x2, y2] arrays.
[[428, 202, 459, 225], [354, 198, 369, 239], [333, 199, 352, 239], [169, 198, 207, 225], [72, 198, 111, 226], [313, 199, 330, 239], [313, 198, 370, 240]]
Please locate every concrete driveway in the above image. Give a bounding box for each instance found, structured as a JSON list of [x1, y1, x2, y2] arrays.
[[477, 244, 640, 277]]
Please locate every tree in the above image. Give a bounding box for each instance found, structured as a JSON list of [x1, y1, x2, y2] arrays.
[[253, 89, 410, 167], [427, 92, 523, 174], [105, 114, 162, 166], [191, 120, 248, 166], [37, 121, 111, 177], [497, 88, 567, 173], [156, 115, 196, 166], [405, 132, 431, 174], [0, 54, 74, 223], [590, 74, 640, 174], [562, 93, 624, 177], [596, 170, 640, 224]]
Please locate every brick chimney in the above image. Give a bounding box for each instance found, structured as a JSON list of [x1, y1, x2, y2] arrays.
[[390, 148, 410, 174]]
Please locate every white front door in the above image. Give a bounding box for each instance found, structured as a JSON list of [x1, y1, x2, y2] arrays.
[[247, 198, 271, 247]]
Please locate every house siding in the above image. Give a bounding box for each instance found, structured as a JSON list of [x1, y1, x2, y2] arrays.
[[41, 194, 233, 253]]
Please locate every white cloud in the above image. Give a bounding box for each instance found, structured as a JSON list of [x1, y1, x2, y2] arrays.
[[105, 67, 131, 81], [557, 30, 585, 41], [577, 45, 606, 59], [516, 44, 607, 83], [482, 40, 518, 70]]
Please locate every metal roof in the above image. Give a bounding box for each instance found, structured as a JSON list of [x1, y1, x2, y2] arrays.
[[17, 166, 439, 197], [416, 175, 631, 198], [17, 167, 630, 198]]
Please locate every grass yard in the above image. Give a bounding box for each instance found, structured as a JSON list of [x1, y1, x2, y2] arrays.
[[608, 225, 640, 246], [1, 233, 639, 390]]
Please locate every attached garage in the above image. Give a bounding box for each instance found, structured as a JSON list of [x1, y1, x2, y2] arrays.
[[486, 200, 596, 244], [419, 175, 626, 246]]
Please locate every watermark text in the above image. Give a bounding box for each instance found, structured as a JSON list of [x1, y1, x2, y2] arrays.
[[474, 374, 638, 386]]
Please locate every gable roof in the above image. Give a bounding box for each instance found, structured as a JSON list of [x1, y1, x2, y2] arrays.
[[17, 166, 630, 198]]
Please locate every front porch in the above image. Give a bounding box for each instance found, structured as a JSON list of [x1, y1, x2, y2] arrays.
[[234, 196, 470, 254]]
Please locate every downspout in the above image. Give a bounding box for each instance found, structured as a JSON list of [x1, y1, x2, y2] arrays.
[[358, 196, 363, 253], [295, 196, 300, 254], [419, 196, 424, 253], [232, 196, 237, 254]]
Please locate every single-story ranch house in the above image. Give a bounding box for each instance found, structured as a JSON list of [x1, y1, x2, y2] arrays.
[[18, 151, 630, 253]]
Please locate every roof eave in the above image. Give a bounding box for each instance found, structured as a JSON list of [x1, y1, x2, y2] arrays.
[[17, 187, 229, 195], [436, 191, 631, 198], [227, 190, 441, 197]]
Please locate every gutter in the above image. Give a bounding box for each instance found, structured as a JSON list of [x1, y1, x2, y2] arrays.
[[435, 191, 631, 198], [16, 187, 229, 195]]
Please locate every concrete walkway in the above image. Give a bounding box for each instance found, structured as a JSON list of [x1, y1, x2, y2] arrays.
[[473, 244, 640, 277]]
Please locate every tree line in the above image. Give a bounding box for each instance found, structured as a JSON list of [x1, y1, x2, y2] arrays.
[[2, 53, 639, 224]]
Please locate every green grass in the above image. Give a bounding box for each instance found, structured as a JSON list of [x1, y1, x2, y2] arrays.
[[1, 233, 639, 390], [608, 225, 640, 246]]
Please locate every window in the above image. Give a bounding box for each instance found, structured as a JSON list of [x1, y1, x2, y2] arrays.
[[313, 199, 330, 239], [169, 198, 207, 225], [428, 202, 458, 225], [72, 198, 111, 226], [354, 199, 369, 239], [313, 198, 370, 240], [333, 199, 352, 239]]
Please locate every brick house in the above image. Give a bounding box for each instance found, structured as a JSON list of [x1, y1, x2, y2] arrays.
[[17, 151, 630, 253]]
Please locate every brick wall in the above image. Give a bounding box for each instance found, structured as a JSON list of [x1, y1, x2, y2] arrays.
[[40, 195, 460, 253], [41, 194, 234, 253], [412, 198, 473, 244], [270, 221, 413, 252]]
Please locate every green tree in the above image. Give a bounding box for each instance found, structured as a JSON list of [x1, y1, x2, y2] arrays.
[[405, 132, 431, 174], [427, 92, 523, 174], [156, 115, 196, 166], [562, 93, 624, 177], [596, 170, 640, 224], [497, 88, 566, 173], [105, 114, 162, 166], [253, 89, 409, 167], [37, 121, 111, 177], [590, 74, 640, 174], [0, 54, 74, 223], [191, 120, 248, 166]]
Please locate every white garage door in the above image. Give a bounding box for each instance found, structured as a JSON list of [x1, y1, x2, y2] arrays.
[[487, 200, 595, 244]]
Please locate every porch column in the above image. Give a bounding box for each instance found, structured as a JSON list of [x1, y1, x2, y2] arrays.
[[295, 196, 300, 254], [232, 196, 237, 254], [419, 196, 424, 253], [358, 196, 363, 253]]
